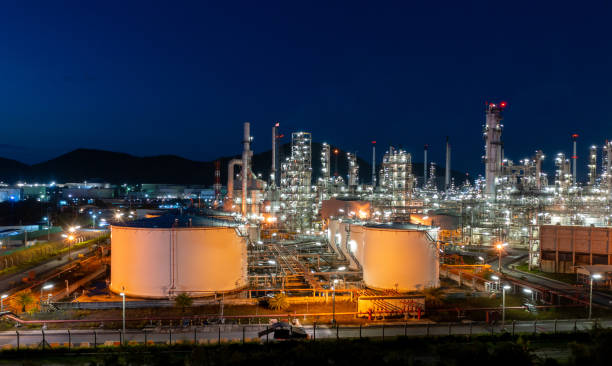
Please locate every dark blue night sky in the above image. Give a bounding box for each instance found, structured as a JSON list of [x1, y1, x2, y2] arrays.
[[1, 1, 611, 180]]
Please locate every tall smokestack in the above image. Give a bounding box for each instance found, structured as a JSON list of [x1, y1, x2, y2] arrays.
[[423, 144, 428, 187], [242, 122, 250, 216], [572, 134, 578, 185], [445, 137, 451, 190], [271, 122, 279, 187], [371, 141, 376, 186]]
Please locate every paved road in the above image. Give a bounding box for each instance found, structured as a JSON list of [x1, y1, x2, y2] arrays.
[[0, 319, 607, 348]]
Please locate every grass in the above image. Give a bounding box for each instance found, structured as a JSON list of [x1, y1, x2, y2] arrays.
[[514, 263, 578, 285]]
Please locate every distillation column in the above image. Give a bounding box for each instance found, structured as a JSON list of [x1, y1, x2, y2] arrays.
[[445, 137, 451, 190], [423, 144, 428, 187], [241, 122, 250, 216], [589, 145, 597, 186], [484, 103, 505, 197], [371, 141, 376, 187], [572, 134, 578, 185]]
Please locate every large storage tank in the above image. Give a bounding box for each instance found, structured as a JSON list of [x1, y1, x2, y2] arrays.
[[110, 215, 247, 298], [363, 224, 439, 291]]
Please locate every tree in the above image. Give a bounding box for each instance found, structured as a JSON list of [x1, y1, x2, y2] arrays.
[[14, 290, 35, 313], [174, 293, 193, 313], [267, 292, 289, 311], [423, 287, 445, 307]]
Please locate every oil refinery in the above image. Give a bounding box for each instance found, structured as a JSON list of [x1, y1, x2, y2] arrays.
[[100, 101, 612, 312]]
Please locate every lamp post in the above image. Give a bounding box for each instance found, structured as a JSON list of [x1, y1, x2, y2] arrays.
[[589, 273, 602, 319], [332, 280, 338, 325], [491, 275, 500, 291], [41, 284, 53, 303], [120, 292, 126, 344], [502, 285, 511, 327], [1, 294, 8, 312], [523, 288, 533, 302], [496, 244, 503, 273]]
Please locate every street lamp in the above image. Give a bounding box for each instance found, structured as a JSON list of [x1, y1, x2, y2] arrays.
[[491, 275, 500, 291], [41, 284, 53, 303], [1, 294, 8, 312], [120, 292, 126, 344], [523, 288, 533, 302], [502, 285, 511, 327], [589, 273, 602, 319], [495, 243, 507, 273], [332, 279, 338, 325]]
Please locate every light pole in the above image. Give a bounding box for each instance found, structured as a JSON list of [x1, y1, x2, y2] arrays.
[[502, 285, 511, 327], [120, 292, 126, 344], [41, 284, 53, 303], [332, 280, 337, 325], [589, 273, 602, 319], [92, 214, 97, 228], [491, 275, 500, 291], [496, 244, 503, 273], [1, 294, 7, 312], [523, 288, 533, 302]]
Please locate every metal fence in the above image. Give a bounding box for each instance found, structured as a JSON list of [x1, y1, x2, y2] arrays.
[[0, 318, 610, 350]]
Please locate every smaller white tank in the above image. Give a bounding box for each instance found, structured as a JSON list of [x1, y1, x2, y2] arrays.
[[363, 224, 439, 291]]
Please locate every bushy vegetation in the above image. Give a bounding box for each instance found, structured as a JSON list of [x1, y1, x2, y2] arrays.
[[5, 330, 612, 365], [0, 234, 109, 277], [174, 293, 193, 312], [267, 292, 290, 311]]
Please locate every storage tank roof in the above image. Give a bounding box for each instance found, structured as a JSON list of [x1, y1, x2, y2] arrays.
[[364, 222, 432, 231], [113, 214, 240, 229]]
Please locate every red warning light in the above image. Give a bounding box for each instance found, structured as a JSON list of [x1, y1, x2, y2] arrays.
[[500, 101, 507, 108], [572, 134, 579, 139], [372, 141, 376, 144]]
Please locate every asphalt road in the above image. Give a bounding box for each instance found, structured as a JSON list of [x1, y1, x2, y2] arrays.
[[0, 319, 608, 348]]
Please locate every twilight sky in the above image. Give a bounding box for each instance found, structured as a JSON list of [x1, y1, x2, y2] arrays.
[[1, 1, 611, 180]]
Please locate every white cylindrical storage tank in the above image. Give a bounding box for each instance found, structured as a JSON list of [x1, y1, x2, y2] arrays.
[[363, 225, 439, 291], [110, 216, 247, 298]]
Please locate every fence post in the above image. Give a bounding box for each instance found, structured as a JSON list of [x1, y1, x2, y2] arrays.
[[312, 323, 315, 341], [243, 327, 245, 344], [554, 319, 557, 334], [469, 322, 473, 338], [360, 324, 362, 338], [336, 324, 339, 340], [382, 324, 385, 342], [169, 328, 172, 345], [426, 323, 430, 336], [16, 331, 19, 350], [68, 330, 71, 351], [449, 323, 452, 336], [143, 329, 146, 347], [194, 328, 197, 345], [405, 322, 407, 337], [94, 330, 97, 349], [533, 321, 537, 334], [574, 319, 577, 333], [42, 329, 45, 350], [512, 321, 515, 336], [218, 327, 221, 344], [119, 330, 122, 346]]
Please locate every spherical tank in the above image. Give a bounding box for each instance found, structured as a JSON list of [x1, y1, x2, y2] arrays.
[[363, 226, 439, 291], [110, 225, 247, 298]]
